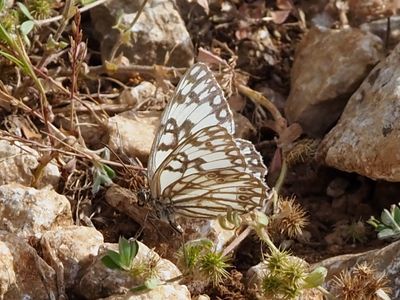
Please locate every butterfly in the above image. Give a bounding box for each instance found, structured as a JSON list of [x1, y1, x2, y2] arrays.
[[145, 63, 270, 228]]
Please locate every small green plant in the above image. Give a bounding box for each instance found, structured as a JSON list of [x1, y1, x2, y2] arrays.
[[261, 249, 327, 299], [26, 0, 54, 20], [102, 237, 160, 292], [91, 148, 115, 194], [176, 239, 231, 287], [367, 203, 400, 240], [102, 237, 139, 271]]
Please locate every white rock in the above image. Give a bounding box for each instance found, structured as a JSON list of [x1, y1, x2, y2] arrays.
[[90, 0, 194, 67], [99, 284, 190, 300], [0, 140, 60, 188], [107, 110, 160, 164], [78, 241, 189, 299], [118, 81, 157, 107], [0, 183, 73, 239], [41, 225, 104, 289], [0, 231, 58, 299]]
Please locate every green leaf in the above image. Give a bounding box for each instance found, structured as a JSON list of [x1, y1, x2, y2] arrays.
[[103, 164, 116, 179], [102, 255, 121, 269], [303, 266, 327, 288], [380, 209, 395, 227], [377, 228, 396, 239], [21, 30, 31, 48], [366, 216, 380, 229], [393, 204, 400, 223], [130, 284, 150, 293], [0, 50, 25, 69], [80, 0, 97, 5], [91, 175, 102, 194], [0, 22, 14, 45], [20, 20, 34, 36], [102, 250, 123, 269], [16, 2, 34, 20], [118, 237, 138, 268], [254, 210, 269, 226], [0, 0, 5, 11], [144, 277, 160, 290]]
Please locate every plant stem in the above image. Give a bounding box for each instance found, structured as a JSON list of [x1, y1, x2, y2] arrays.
[[108, 0, 149, 62], [274, 158, 287, 195]]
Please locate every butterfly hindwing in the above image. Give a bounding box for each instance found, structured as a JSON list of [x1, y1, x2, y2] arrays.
[[163, 169, 267, 218], [235, 139, 268, 180], [151, 125, 268, 218]]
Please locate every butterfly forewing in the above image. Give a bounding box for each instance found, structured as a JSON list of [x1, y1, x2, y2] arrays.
[[148, 64, 234, 180], [152, 125, 247, 195]]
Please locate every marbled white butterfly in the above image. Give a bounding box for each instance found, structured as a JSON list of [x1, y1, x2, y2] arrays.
[[146, 63, 270, 227]]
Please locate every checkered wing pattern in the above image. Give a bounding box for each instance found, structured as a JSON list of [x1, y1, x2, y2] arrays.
[[147, 63, 269, 220]]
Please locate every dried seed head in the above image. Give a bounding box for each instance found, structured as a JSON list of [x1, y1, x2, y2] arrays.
[[331, 262, 391, 300], [269, 196, 309, 240]]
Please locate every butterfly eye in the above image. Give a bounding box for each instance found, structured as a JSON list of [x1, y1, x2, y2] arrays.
[[137, 189, 150, 206]]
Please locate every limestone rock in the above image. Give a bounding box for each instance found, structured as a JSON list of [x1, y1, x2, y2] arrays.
[[0, 140, 60, 188], [107, 109, 255, 166], [118, 81, 157, 107], [90, 0, 194, 67], [285, 27, 383, 137], [78, 241, 188, 299], [0, 183, 73, 239], [99, 285, 191, 300], [41, 226, 104, 289], [318, 42, 400, 181], [0, 231, 58, 299], [107, 110, 160, 164]]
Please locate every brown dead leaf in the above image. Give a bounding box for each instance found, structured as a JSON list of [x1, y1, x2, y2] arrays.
[[270, 10, 291, 24], [193, 0, 209, 15], [197, 47, 229, 67], [276, 0, 294, 10], [153, 65, 170, 91], [276, 123, 303, 148], [238, 0, 266, 19], [270, 147, 283, 174], [228, 94, 246, 111]]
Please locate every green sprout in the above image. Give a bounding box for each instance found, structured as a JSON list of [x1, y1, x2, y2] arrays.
[[367, 203, 400, 240], [101, 237, 161, 292], [92, 162, 116, 194], [261, 249, 327, 300], [176, 239, 231, 286], [26, 0, 54, 20], [102, 237, 139, 271], [199, 251, 231, 286]]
